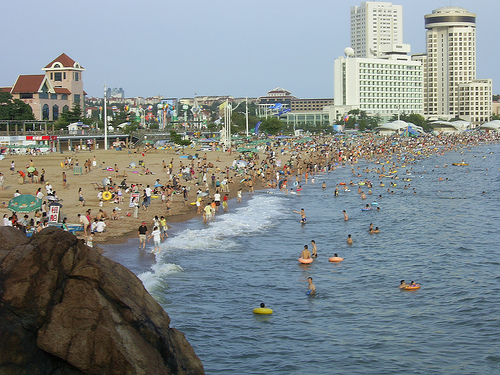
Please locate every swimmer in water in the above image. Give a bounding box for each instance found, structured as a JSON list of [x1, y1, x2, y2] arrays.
[[311, 240, 317, 258], [293, 208, 306, 223], [307, 277, 316, 295], [322, 182, 326, 190], [399, 280, 407, 289], [346, 234, 353, 245], [300, 245, 311, 259], [343, 210, 348, 221]]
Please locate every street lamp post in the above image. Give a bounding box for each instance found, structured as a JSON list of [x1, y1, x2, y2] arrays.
[[103, 85, 108, 150], [245, 97, 249, 137]]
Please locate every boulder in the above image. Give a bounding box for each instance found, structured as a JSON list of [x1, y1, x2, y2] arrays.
[[0, 227, 204, 375]]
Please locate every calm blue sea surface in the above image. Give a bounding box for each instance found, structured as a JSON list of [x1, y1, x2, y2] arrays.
[[104, 143, 500, 375]]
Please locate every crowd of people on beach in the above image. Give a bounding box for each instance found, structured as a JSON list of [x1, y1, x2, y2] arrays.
[[2, 131, 499, 261]]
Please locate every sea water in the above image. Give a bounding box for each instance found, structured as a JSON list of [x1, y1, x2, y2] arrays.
[[103, 143, 500, 375]]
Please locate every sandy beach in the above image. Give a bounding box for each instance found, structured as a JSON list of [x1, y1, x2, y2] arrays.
[[0, 146, 255, 247], [2, 132, 499, 248]]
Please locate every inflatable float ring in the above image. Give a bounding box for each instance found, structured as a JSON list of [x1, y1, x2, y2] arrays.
[[253, 308, 273, 315], [298, 258, 313, 264], [102, 191, 112, 201]]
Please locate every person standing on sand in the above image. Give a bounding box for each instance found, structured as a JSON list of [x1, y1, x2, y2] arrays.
[[78, 188, 85, 206], [78, 213, 89, 236], [237, 188, 242, 203], [62, 171, 68, 189]]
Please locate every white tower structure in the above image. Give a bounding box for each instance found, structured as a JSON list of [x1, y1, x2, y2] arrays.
[[422, 6, 491, 124], [350, 1, 403, 58]]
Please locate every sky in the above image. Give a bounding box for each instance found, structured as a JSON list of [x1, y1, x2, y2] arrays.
[[2, 0, 499, 99]]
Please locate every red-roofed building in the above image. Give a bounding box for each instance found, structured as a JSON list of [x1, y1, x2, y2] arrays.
[[5, 53, 85, 121]]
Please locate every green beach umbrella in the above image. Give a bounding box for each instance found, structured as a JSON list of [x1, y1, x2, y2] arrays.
[[8, 194, 42, 213]]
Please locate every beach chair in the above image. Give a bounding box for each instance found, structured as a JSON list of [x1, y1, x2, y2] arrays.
[[91, 182, 105, 191]]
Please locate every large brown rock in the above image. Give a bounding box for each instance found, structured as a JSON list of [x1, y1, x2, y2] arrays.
[[0, 227, 204, 375]]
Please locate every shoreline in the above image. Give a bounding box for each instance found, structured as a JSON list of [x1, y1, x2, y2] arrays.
[[1, 133, 498, 248]]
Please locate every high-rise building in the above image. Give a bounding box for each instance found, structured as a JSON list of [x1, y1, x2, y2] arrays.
[[422, 6, 491, 125], [350, 1, 403, 58]]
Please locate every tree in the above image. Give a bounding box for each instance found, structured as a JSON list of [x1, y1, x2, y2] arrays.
[[258, 117, 285, 135], [170, 130, 191, 147], [54, 103, 90, 129], [0, 92, 35, 121], [230, 112, 259, 134]]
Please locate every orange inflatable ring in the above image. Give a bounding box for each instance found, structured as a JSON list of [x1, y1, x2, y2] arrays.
[[329, 257, 344, 262], [402, 285, 420, 290], [298, 258, 313, 264], [339, 182, 346, 185]]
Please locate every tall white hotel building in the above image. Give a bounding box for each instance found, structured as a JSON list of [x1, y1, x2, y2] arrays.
[[350, 1, 403, 58], [333, 1, 423, 121], [414, 7, 491, 125], [332, 2, 492, 126]]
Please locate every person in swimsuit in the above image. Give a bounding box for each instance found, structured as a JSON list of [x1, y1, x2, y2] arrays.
[[307, 277, 316, 295], [346, 234, 353, 245], [300, 245, 311, 259], [399, 280, 407, 289], [311, 240, 317, 258], [293, 208, 306, 223]]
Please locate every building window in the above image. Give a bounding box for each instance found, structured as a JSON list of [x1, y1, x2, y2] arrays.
[[54, 72, 62, 81], [74, 72, 79, 81], [39, 93, 48, 99], [73, 94, 80, 103], [53, 105, 59, 120], [61, 94, 68, 100], [20, 93, 33, 99], [63, 105, 69, 113], [42, 104, 49, 120], [64, 72, 66, 80], [51, 93, 57, 100]]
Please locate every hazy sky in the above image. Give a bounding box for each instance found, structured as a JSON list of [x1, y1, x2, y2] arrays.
[[2, 0, 498, 99]]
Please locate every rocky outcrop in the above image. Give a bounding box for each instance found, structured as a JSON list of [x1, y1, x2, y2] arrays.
[[0, 227, 204, 375]]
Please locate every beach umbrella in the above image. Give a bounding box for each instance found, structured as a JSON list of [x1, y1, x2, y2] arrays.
[[8, 194, 42, 213], [27, 166, 36, 173], [232, 160, 248, 168]]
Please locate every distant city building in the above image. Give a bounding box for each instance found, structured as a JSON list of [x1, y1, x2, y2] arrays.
[[350, 1, 403, 58], [106, 87, 125, 99], [2, 53, 86, 121], [257, 88, 332, 128], [420, 6, 492, 125]]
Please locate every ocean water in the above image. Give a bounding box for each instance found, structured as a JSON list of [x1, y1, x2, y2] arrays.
[[103, 143, 500, 375]]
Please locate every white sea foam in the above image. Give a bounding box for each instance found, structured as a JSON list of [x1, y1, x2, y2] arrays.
[[138, 193, 286, 290], [139, 262, 184, 291]]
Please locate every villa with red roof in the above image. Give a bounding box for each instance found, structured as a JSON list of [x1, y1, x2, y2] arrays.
[[3, 53, 85, 121]]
